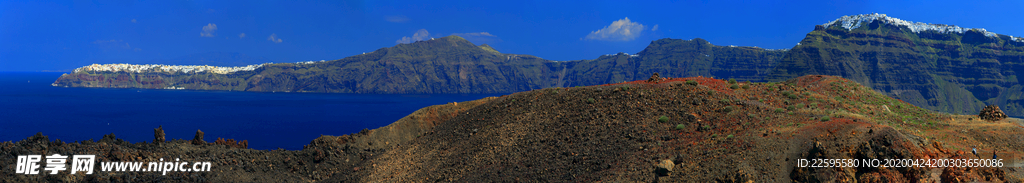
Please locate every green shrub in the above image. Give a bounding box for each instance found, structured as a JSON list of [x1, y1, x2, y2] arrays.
[[730, 84, 739, 89], [586, 98, 596, 104], [721, 99, 732, 103], [726, 134, 734, 139], [775, 108, 785, 113], [675, 124, 685, 130], [723, 106, 734, 112], [786, 105, 796, 111], [702, 125, 711, 130], [796, 103, 805, 108], [820, 115, 831, 121], [711, 134, 718, 138], [685, 80, 698, 86], [658, 116, 669, 123], [787, 111, 794, 115], [742, 85, 750, 89], [728, 78, 737, 84]]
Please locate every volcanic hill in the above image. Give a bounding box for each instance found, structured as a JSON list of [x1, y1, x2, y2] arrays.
[[10, 75, 1024, 182]]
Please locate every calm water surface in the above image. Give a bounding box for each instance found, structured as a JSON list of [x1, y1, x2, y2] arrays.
[[0, 72, 501, 150]]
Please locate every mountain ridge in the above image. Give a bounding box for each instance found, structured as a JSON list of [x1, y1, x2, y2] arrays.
[[52, 13, 1024, 116], [767, 13, 1024, 116]]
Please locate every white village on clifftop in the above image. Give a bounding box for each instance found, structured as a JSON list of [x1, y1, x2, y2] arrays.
[[72, 59, 331, 75], [73, 63, 267, 74]]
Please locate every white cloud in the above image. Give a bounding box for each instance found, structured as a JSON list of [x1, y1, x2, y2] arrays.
[[452, 32, 496, 37], [385, 15, 410, 23], [451, 32, 501, 44], [652, 24, 659, 31], [396, 29, 430, 44], [239, 33, 246, 38], [200, 23, 217, 37], [584, 17, 646, 41], [267, 33, 283, 43]]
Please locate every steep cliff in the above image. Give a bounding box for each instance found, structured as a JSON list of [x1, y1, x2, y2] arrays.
[[767, 13, 1024, 116], [55, 13, 1024, 116], [562, 38, 785, 86], [53, 36, 784, 94], [55, 36, 560, 93]]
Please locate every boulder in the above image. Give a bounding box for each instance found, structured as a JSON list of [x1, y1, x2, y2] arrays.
[[655, 159, 674, 176]]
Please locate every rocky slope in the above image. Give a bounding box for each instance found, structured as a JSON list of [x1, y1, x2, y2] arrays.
[[12, 75, 1024, 182], [767, 13, 1024, 116]]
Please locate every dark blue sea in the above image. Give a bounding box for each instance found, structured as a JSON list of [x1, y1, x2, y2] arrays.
[[0, 72, 501, 150]]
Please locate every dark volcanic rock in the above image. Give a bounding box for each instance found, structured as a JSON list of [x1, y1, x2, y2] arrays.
[[647, 72, 661, 82], [192, 129, 206, 145], [154, 126, 165, 143], [979, 105, 1008, 121]]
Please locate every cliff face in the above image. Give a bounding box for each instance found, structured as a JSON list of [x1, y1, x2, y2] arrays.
[[767, 14, 1024, 116], [562, 38, 785, 86], [53, 36, 784, 94], [53, 14, 1024, 116], [55, 36, 560, 94]]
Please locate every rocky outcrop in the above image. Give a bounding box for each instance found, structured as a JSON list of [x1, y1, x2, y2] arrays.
[[213, 138, 248, 148], [154, 126, 165, 143], [192, 129, 206, 145], [979, 105, 1008, 121]]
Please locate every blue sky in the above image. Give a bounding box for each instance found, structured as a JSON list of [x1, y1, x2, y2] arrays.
[[2, 0, 1023, 71]]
